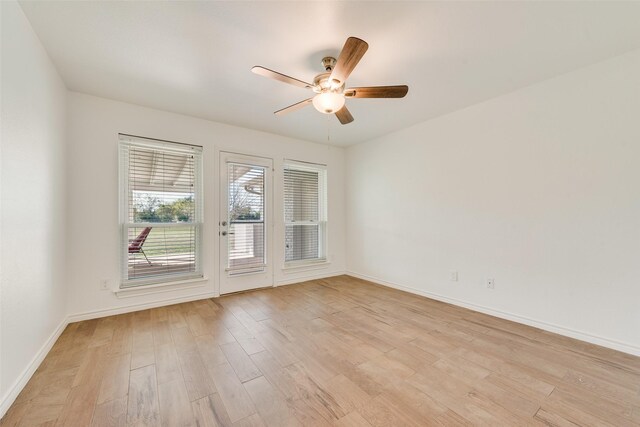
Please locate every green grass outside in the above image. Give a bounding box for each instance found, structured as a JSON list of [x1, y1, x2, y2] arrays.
[[132, 226, 196, 257]]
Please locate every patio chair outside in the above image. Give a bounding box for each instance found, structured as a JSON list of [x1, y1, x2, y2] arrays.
[[129, 227, 152, 264]]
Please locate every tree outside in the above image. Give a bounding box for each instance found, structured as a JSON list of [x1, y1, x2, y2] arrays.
[[133, 194, 194, 223]]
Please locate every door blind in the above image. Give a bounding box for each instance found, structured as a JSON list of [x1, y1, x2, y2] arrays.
[[227, 163, 266, 272]]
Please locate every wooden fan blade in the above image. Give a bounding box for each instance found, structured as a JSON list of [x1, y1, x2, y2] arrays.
[[274, 98, 313, 116], [329, 37, 369, 87], [335, 106, 354, 125], [344, 85, 409, 98], [251, 66, 313, 89]]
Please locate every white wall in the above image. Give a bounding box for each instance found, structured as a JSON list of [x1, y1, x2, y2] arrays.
[[66, 92, 346, 318], [346, 49, 640, 355], [1, 0, 68, 411]]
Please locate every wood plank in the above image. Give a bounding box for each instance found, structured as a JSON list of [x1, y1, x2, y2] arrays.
[[220, 342, 262, 383], [97, 353, 131, 404], [228, 326, 266, 355], [158, 379, 197, 427], [168, 307, 188, 329], [358, 394, 422, 427], [191, 393, 232, 427], [72, 345, 108, 388], [323, 374, 372, 414], [108, 316, 133, 357], [131, 330, 155, 370], [91, 396, 127, 427], [127, 365, 161, 426], [243, 376, 299, 426], [286, 398, 330, 427], [382, 380, 449, 420], [233, 413, 266, 427], [28, 366, 77, 407], [356, 353, 415, 387], [55, 379, 102, 426], [154, 343, 182, 385], [249, 350, 301, 400], [0, 400, 29, 426], [54, 346, 108, 426], [207, 362, 256, 423], [14, 403, 64, 426], [543, 387, 637, 426], [89, 318, 116, 348], [176, 349, 217, 401], [152, 320, 173, 347], [335, 411, 375, 427], [285, 362, 346, 422], [186, 312, 211, 337], [196, 334, 229, 368]]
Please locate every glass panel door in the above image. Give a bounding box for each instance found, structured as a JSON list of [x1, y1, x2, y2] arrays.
[[219, 152, 273, 294]]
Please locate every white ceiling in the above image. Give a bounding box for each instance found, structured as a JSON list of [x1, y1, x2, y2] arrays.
[[19, 1, 640, 146]]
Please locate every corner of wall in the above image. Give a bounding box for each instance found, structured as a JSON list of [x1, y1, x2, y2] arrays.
[[0, 0, 70, 417]]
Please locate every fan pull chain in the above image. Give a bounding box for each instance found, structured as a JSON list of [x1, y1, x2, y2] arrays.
[[327, 115, 331, 144]]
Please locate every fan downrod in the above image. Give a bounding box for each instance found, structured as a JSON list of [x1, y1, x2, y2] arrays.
[[321, 57, 337, 72]]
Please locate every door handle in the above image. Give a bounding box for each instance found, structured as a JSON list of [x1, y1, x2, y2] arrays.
[[221, 231, 227, 236]]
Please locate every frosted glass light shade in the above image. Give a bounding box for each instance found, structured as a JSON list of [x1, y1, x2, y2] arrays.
[[312, 92, 345, 114]]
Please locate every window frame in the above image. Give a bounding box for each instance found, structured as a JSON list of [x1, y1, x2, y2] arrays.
[[283, 160, 328, 268], [118, 134, 204, 288]]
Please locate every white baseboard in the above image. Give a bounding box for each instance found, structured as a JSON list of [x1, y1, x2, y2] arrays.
[[347, 271, 640, 357], [0, 317, 68, 418], [275, 270, 346, 287], [67, 290, 219, 323], [69, 271, 347, 322]]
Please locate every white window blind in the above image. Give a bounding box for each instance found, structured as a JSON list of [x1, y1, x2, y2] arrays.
[[119, 134, 203, 287], [284, 161, 327, 264]]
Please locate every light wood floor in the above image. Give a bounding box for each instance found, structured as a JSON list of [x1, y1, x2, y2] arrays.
[[2, 275, 640, 426]]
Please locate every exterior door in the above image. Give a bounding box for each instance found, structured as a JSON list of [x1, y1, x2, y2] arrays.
[[219, 152, 273, 294]]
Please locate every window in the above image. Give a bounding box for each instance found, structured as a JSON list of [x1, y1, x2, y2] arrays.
[[119, 134, 203, 287], [284, 161, 327, 265]]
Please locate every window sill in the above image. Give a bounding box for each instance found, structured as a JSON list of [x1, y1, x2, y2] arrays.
[[282, 260, 330, 274], [115, 276, 208, 298]]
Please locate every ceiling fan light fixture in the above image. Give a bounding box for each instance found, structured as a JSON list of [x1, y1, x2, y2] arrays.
[[312, 92, 345, 114], [253, 37, 407, 124]]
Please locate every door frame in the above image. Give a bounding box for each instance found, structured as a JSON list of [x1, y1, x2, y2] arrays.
[[218, 151, 274, 295]]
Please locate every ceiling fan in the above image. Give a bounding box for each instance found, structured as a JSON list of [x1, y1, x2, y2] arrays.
[[251, 37, 409, 125]]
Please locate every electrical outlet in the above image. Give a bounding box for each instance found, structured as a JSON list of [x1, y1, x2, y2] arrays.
[[487, 278, 495, 289], [100, 279, 110, 291], [450, 271, 458, 282]]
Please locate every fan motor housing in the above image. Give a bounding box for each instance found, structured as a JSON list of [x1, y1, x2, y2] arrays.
[[312, 57, 344, 93]]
